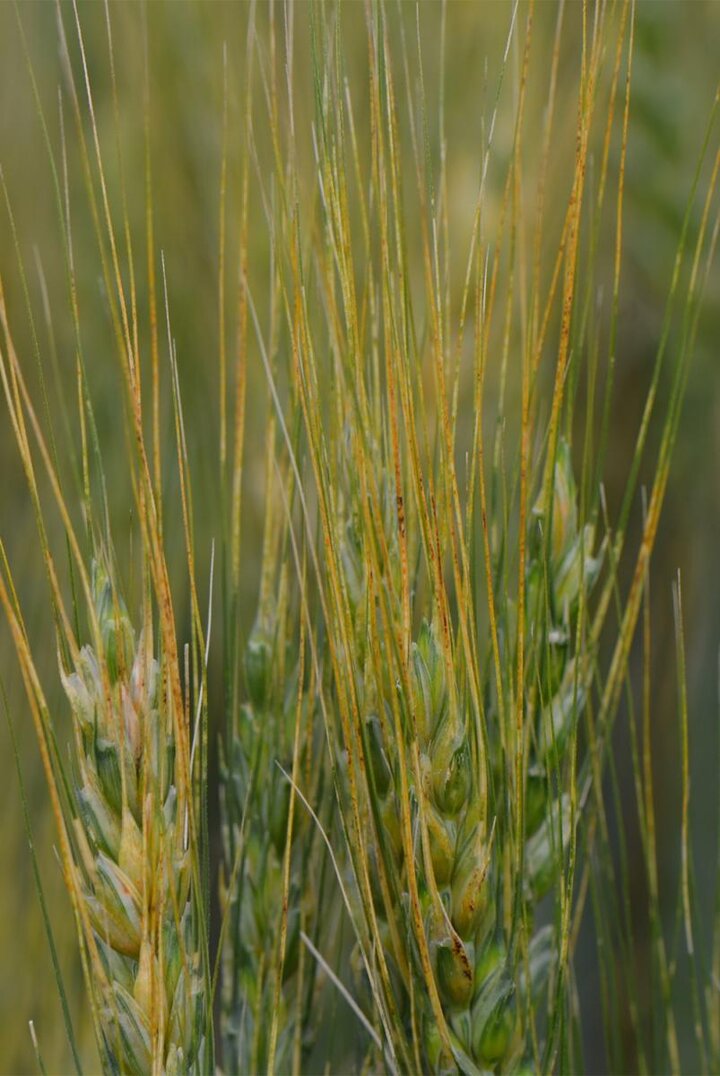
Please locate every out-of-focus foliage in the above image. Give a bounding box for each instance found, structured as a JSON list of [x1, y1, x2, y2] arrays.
[[0, 3, 717, 1073]]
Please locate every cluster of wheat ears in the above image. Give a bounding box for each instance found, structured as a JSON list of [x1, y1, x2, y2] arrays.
[[0, 2, 719, 1074]]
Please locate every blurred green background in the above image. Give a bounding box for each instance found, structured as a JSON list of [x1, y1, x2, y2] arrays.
[[0, 2, 718, 1072]]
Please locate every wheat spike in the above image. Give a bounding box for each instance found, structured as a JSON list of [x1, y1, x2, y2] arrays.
[[61, 562, 205, 1075]]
